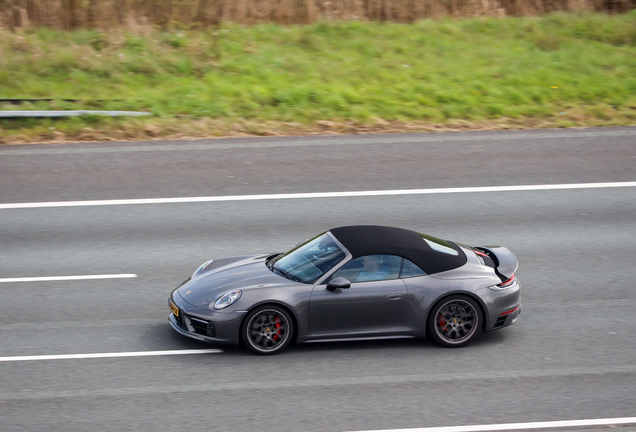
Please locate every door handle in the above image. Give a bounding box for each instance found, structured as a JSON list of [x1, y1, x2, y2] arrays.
[[386, 294, 403, 300]]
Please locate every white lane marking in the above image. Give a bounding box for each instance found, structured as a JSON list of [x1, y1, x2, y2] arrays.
[[0, 349, 222, 362], [0, 274, 137, 283], [1, 182, 636, 210], [351, 417, 636, 432]]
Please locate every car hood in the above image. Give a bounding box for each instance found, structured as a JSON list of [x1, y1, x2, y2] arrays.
[[176, 255, 288, 310]]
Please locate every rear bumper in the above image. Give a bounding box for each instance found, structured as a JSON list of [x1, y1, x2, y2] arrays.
[[491, 303, 521, 330], [481, 278, 522, 331]]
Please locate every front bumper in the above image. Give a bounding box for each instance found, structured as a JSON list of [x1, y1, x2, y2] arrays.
[[168, 291, 245, 345]]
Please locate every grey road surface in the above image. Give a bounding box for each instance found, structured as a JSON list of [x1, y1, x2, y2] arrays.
[[1, 127, 636, 432]]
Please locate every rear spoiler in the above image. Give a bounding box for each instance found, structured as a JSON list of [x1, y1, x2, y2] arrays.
[[478, 246, 518, 281]]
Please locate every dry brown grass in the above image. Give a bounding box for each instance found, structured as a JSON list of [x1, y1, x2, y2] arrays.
[[1, 0, 635, 30], [3, 108, 636, 145]]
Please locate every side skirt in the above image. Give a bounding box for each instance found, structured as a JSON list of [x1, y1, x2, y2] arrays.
[[302, 335, 417, 344]]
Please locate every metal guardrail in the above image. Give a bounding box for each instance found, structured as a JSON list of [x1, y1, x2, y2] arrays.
[[0, 110, 152, 118]]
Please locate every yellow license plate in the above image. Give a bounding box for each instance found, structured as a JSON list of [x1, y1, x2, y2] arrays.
[[169, 300, 179, 317]]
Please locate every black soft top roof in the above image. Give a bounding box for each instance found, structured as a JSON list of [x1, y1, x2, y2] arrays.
[[329, 225, 467, 275]]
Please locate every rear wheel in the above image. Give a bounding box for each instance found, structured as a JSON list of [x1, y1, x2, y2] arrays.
[[428, 295, 482, 347], [241, 305, 294, 355]]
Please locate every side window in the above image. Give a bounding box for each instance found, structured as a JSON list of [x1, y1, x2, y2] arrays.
[[332, 255, 403, 283], [400, 259, 426, 278]]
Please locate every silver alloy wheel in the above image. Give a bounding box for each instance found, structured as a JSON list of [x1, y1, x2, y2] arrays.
[[246, 309, 291, 353], [434, 299, 478, 345]]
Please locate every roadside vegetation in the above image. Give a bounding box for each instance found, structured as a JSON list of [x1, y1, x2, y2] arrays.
[[3, 0, 635, 29], [1, 12, 636, 144]]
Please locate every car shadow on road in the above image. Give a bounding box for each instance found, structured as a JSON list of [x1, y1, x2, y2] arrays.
[[285, 330, 509, 355], [145, 322, 511, 357], [142, 323, 216, 350], [215, 331, 509, 357]]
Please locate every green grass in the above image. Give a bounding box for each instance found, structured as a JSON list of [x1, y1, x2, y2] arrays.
[[2, 12, 636, 143]]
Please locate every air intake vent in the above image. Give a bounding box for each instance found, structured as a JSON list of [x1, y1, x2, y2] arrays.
[[494, 316, 507, 329], [187, 316, 217, 338]]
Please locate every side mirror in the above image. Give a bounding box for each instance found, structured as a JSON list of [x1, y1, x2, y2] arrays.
[[327, 277, 351, 290]]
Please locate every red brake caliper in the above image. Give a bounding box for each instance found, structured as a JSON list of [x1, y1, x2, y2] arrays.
[[273, 316, 281, 341], [439, 314, 447, 332]]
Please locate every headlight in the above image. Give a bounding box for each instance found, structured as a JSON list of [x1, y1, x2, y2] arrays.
[[213, 290, 242, 310], [192, 260, 214, 278]]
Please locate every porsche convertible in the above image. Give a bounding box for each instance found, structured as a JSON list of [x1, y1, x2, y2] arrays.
[[168, 225, 521, 355]]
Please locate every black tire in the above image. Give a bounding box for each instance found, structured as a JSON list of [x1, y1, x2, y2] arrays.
[[428, 295, 482, 348], [241, 305, 294, 355]]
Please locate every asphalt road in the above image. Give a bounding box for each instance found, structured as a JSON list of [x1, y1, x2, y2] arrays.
[[1, 127, 636, 432]]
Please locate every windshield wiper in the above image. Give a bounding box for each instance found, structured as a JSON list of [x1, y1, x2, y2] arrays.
[[266, 254, 280, 271], [272, 265, 301, 283]]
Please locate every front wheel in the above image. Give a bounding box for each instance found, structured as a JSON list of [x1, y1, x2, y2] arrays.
[[241, 305, 294, 355], [428, 295, 482, 348]]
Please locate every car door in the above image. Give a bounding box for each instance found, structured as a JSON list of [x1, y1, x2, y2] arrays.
[[308, 255, 407, 335]]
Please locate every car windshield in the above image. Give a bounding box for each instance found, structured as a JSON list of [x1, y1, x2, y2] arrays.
[[272, 233, 346, 284]]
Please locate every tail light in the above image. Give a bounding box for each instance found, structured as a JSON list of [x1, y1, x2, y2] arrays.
[[473, 248, 496, 268], [497, 274, 516, 288]]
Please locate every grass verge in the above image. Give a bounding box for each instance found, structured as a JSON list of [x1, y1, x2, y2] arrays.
[[2, 12, 636, 144]]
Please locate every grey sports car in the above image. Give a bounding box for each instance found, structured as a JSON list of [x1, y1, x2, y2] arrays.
[[169, 225, 521, 355]]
